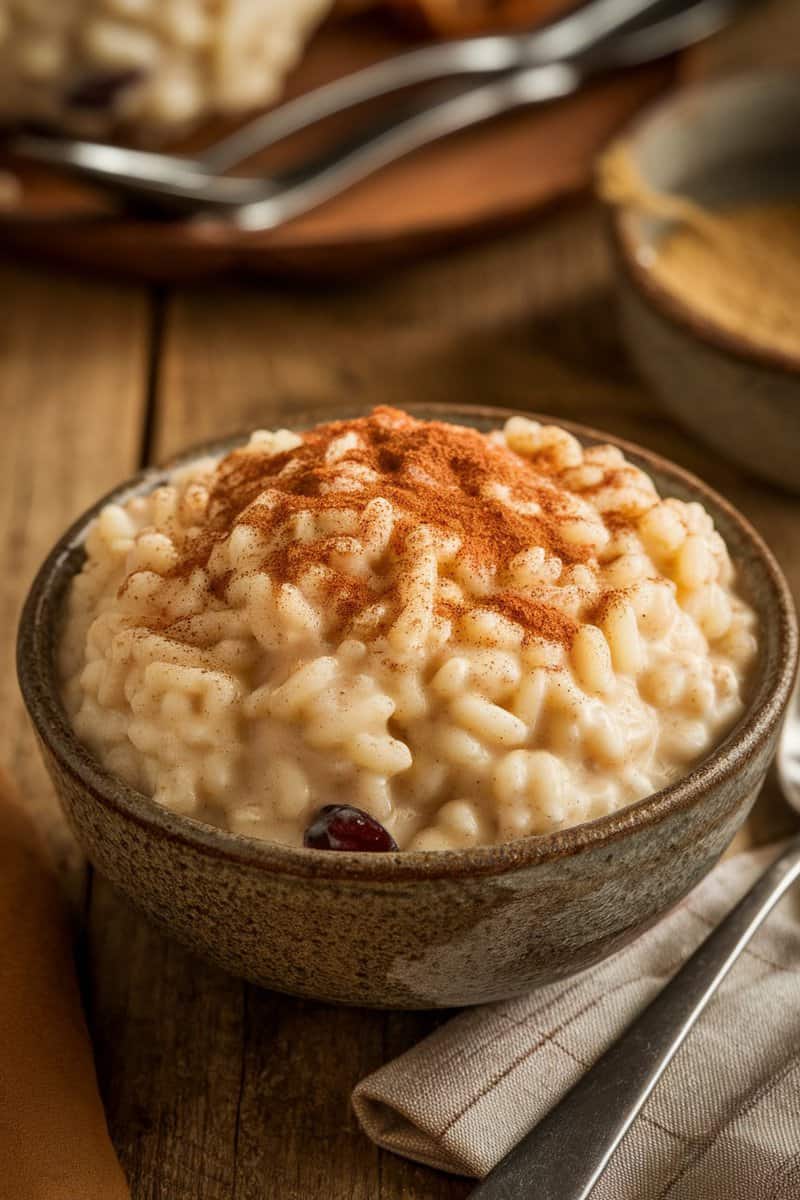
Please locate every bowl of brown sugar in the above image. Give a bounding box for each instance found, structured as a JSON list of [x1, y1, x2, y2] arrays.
[[601, 72, 800, 493]]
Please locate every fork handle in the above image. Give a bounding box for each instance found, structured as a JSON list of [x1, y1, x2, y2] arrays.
[[469, 837, 800, 1200], [228, 0, 720, 232], [203, 0, 661, 173], [230, 61, 580, 230]]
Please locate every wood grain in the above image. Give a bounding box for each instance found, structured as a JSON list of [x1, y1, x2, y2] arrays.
[[0, 265, 148, 878], [91, 871, 470, 1200], [80, 202, 799, 1199]]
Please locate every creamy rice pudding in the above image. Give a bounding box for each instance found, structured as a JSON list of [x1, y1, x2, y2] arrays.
[[0, 0, 332, 136], [60, 408, 757, 851]]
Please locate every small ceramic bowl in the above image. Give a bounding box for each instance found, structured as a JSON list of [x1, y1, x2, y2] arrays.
[[18, 403, 798, 1009], [606, 72, 800, 492]]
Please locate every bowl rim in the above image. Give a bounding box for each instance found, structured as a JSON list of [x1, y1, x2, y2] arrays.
[[17, 401, 798, 882], [604, 71, 800, 377]]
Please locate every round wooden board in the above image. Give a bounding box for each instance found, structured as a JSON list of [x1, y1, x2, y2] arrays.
[[0, 14, 675, 279]]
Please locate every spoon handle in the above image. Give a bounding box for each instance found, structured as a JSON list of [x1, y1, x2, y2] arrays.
[[470, 837, 800, 1200]]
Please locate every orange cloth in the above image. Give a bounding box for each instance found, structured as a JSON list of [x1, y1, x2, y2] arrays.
[[0, 772, 130, 1200]]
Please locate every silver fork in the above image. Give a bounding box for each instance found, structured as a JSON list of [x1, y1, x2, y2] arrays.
[[177, 0, 669, 175], [8, 0, 745, 229], [9, 0, 665, 184], [470, 680, 800, 1200]]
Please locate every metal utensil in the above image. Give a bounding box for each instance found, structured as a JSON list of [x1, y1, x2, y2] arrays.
[[9, 0, 744, 229], [193, 0, 669, 174], [469, 683, 800, 1200], [8, 0, 665, 188]]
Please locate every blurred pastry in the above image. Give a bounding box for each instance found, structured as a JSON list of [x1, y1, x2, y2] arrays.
[[0, 0, 581, 141], [0, 0, 334, 137]]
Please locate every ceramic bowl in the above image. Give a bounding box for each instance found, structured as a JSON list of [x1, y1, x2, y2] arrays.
[[606, 72, 800, 493], [18, 403, 798, 1009]]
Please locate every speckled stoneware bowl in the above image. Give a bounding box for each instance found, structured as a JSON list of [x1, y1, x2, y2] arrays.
[[606, 73, 800, 493], [18, 403, 798, 1009]]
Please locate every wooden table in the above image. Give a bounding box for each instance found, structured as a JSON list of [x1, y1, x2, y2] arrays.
[[2, 198, 798, 1199]]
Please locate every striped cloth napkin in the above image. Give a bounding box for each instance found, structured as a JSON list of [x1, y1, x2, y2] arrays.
[[353, 844, 800, 1196]]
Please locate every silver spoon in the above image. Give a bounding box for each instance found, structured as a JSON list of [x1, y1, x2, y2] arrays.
[[470, 682, 800, 1200], [8, 0, 745, 228]]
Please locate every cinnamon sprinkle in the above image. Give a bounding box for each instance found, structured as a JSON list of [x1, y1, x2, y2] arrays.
[[588, 588, 628, 627], [488, 592, 579, 646], [159, 408, 636, 646]]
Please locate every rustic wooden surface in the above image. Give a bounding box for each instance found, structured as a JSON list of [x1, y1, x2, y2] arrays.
[[3, 195, 799, 1198]]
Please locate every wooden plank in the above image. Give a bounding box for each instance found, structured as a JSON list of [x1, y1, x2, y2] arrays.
[[153, 206, 635, 462], [89, 203, 798, 1199], [0, 264, 149, 877], [92, 877, 471, 1200]]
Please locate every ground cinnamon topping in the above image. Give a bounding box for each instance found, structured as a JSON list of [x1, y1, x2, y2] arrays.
[[488, 592, 579, 645], [66, 404, 759, 854], [588, 588, 628, 627], [159, 408, 634, 647]]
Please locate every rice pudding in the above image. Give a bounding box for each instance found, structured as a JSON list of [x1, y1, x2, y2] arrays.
[[60, 408, 757, 851]]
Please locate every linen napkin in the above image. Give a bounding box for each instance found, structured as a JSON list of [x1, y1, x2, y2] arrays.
[[0, 769, 130, 1200], [353, 844, 800, 1195]]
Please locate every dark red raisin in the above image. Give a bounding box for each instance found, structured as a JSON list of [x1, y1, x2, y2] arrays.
[[303, 805, 398, 852], [66, 70, 143, 110]]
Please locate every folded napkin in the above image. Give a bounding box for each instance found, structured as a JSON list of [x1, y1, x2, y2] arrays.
[[0, 769, 130, 1200], [353, 844, 800, 1195]]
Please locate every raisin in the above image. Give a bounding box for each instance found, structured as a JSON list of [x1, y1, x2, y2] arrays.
[[303, 805, 398, 852]]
